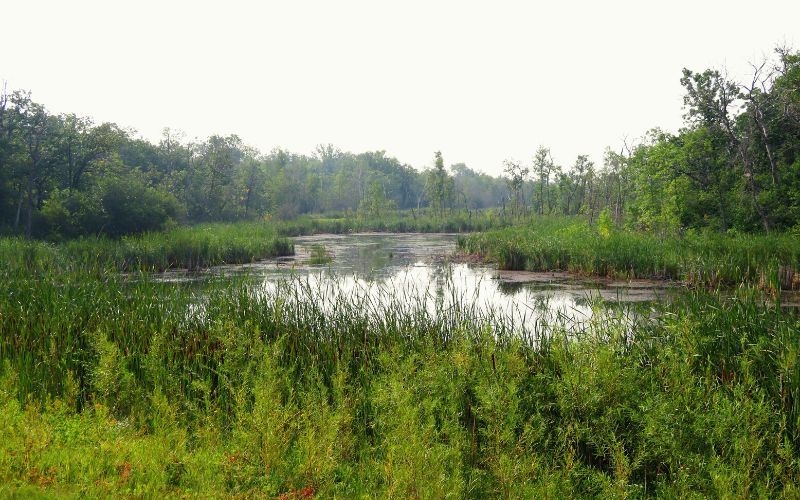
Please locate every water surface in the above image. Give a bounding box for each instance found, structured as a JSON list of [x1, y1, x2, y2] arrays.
[[161, 233, 675, 332]]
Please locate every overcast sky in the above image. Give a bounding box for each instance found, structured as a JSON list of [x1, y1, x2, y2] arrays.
[[2, 0, 798, 175]]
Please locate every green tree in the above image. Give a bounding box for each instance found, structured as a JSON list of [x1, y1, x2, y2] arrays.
[[503, 159, 529, 219], [532, 146, 552, 215], [626, 131, 683, 234], [359, 179, 395, 220], [11, 91, 53, 237], [425, 151, 453, 216]]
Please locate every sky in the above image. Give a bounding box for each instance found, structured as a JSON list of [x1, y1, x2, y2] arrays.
[[2, 0, 798, 175]]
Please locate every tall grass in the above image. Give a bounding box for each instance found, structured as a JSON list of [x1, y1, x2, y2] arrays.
[[459, 217, 800, 289], [275, 209, 511, 236], [0, 221, 293, 273], [1, 262, 799, 496], [0, 210, 507, 274]]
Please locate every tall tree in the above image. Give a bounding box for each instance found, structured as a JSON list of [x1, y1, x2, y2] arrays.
[[503, 159, 529, 219], [532, 146, 553, 215], [426, 151, 452, 216], [12, 91, 51, 236]]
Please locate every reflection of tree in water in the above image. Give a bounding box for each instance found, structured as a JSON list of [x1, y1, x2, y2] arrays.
[[497, 281, 524, 295], [184, 234, 670, 338], [354, 241, 392, 280], [419, 261, 450, 313], [294, 233, 460, 284], [573, 295, 596, 307], [350, 238, 424, 281]]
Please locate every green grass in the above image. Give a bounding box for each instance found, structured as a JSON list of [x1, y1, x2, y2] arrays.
[[459, 217, 800, 289], [2, 215, 800, 495], [1, 261, 799, 496], [0, 221, 294, 273], [275, 209, 511, 236], [0, 209, 506, 274], [307, 244, 333, 265]]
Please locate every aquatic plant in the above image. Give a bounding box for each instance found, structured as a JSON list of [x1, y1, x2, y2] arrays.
[[0, 262, 799, 496], [0, 222, 293, 273], [459, 217, 800, 290], [307, 244, 333, 265]]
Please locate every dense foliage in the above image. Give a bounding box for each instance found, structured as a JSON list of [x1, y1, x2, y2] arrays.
[[488, 47, 800, 234], [2, 46, 797, 239], [0, 94, 509, 239], [460, 217, 800, 290], [1, 43, 799, 497], [625, 49, 800, 233], [1, 258, 799, 496]]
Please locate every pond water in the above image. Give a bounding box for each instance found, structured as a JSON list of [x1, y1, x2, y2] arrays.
[[161, 233, 676, 332]]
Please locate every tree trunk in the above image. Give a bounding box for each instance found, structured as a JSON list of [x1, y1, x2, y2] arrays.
[[754, 109, 778, 186], [24, 171, 35, 238], [14, 186, 24, 229]]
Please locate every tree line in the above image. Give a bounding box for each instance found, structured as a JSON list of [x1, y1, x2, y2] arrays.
[[0, 93, 508, 239], [497, 46, 800, 234], [1, 45, 797, 239], [626, 47, 800, 233]]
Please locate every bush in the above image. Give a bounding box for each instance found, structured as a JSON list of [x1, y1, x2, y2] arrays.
[[38, 174, 184, 239], [38, 189, 104, 240], [99, 176, 183, 237]]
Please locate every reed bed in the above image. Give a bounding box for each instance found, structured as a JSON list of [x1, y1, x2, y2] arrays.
[[275, 210, 510, 236], [0, 210, 502, 275], [1, 262, 799, 496], [459, 217, 800, 289], [0, 222, 293, 273]]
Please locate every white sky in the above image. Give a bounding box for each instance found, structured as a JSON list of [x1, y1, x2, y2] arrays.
[[2, 0, 797, 175]]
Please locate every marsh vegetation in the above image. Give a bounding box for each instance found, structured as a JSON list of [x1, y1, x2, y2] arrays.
[[1, 45, 799, 497], [1, 224, 800, 496]]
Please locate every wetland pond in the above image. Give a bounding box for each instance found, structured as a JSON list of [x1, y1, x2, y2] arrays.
[[161, 233, 677, 333]]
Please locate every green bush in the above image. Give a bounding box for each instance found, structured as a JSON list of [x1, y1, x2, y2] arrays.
[[99, 175, 184, 237], [38, 174, 184, 239], [0, 268, 799, 496]]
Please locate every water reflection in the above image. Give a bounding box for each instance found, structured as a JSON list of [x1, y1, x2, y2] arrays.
[[160, 233, 674, 332]]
